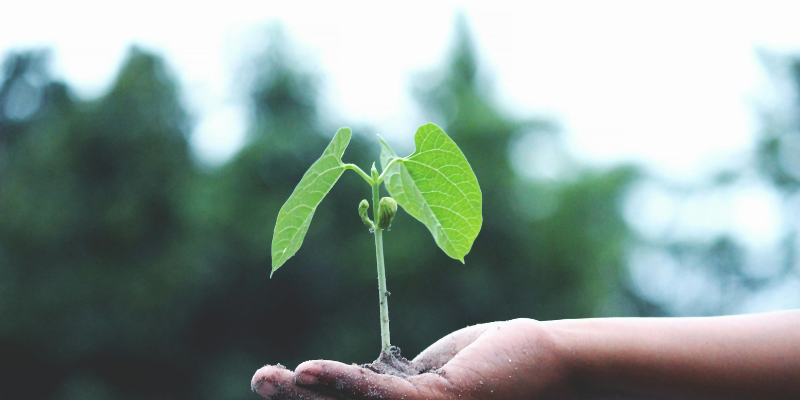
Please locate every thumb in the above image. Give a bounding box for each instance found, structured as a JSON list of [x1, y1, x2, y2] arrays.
[[412, 322, 499, 371]]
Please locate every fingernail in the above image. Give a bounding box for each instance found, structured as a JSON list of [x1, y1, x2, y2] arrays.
[[253, 379, 278, 398], [295, 372, 318, 386]]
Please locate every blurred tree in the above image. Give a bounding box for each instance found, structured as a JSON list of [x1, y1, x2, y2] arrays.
[[0, 47, 203, 400], [759, 56, 800, 192], [0, 50, 70, 148], [621, 51, 800, 317]]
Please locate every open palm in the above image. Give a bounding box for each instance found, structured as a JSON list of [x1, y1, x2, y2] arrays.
[[252, 319, 570, 400]]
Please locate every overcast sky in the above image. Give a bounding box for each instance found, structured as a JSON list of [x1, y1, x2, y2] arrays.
[[5, 1, 800, 175]]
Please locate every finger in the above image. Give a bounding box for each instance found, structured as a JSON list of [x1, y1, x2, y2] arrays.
[[295, 360, 421, 400], [252, 364, 338, 400], [412, 322, 499, 371]]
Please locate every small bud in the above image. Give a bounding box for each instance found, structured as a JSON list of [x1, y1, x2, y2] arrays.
[[377, 197, 397, 230], [370, 162, 379, 181], [358, 199, 374, 229]]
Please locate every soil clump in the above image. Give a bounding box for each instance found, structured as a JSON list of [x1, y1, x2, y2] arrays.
[[360, 346, 424, 378]]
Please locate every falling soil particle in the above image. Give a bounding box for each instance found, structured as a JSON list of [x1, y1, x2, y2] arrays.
[[361, 346, 422, 378]]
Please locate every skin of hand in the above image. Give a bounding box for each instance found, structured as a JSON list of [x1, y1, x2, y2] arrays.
[[251, 318, 573, 400], [547, 310, 800, 399], [251, 310, 800, 400]]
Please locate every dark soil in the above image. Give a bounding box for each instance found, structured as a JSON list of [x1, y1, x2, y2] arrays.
[[360, 346, 424, 378]]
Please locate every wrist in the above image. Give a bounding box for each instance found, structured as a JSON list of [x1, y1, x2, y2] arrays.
[[540, 319, 588, 398], [511, 318, 579, 398]]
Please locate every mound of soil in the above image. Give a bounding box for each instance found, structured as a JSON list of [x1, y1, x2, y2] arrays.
[[360, 346, 423, 378]]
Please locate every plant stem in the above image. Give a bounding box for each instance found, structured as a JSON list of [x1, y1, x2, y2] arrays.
[[344, 164, 373, 184], [376, 157, 404, 183], [372, 176, 391, 356]]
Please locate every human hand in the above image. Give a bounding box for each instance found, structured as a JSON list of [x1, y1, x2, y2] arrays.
[[251, 318, 572, 400]]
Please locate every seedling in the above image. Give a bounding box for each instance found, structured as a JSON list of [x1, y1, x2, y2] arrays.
[[270, 123, 482, 358]]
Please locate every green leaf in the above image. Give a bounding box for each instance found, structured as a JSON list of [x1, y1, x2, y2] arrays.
[[271, 128, 352, 276], [380, 123, 482, 262]]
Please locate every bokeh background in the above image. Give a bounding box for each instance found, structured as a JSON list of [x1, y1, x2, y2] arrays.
[[2, 2, 800, 399]]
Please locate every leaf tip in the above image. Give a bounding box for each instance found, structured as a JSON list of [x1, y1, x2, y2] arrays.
[[334, 127, 352, 149], [270, 260, 281, 278]]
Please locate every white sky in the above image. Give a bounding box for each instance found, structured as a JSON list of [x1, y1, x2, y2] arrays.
[[5, 0, 800, 174]]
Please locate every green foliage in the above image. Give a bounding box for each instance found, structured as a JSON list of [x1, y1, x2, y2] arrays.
[[271, 127, 352, 275], [269, 121, 482, 355], [380, 123, 482, 262], [272, 122, 482, 272], [0, 47, 203, 399]]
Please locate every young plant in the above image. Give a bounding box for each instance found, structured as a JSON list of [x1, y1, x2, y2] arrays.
[[270, 123, 482, 357]]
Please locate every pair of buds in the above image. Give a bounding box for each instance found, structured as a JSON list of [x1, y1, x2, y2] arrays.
[[358, 197, 397, 230]]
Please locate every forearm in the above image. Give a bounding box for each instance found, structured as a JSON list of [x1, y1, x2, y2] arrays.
[[544, 310, 800, 399]]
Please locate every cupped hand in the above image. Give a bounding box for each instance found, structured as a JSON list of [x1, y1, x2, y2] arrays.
[[251, 319, 573, 400]]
